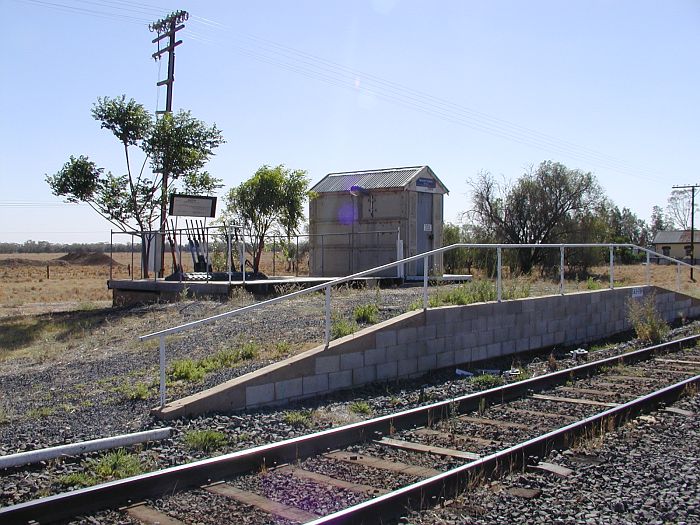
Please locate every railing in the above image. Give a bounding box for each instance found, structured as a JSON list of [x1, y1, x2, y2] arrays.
[[141, 243, 699, 407]]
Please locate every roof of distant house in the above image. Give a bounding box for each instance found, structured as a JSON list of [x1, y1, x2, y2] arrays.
[[311, 165, 448, 194], [652, 230, 700, 244]]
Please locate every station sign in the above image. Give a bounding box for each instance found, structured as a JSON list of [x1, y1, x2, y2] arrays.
[[169, 194, 217, 218]]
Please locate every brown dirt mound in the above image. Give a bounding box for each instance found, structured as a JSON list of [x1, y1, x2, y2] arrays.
[[0, 258, 68, 268], [56, 252, 122, 266]]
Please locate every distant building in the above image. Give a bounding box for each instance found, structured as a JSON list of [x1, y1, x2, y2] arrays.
[[308, 166, 448, 278], [651, 230, 700, 263]]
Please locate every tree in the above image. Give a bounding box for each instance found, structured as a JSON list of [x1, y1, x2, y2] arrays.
[[46, 95, 224, 275], [650, 205, 670, 238], [221, 165, 310, 274], [465, 161, 603, 273], [666, 189, 697, 230]]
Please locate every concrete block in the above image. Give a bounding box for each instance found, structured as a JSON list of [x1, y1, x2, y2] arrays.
[[375, 330, 397, 348], [472, 346, 489, 362], [246, 383, 275, 405], [353, 366, 376, 385], [329, 370, 353, 389], [436, 351, 456, 368], [541, 332, 554, 348], [376, 361, 398, 380], [340, 352, 364, 370], [455, 347, 472, 364], [303, 374, 329, 395], [275, 378, 303, 400], [477, 330, 494, 346], [529, 334, 542, 349], [516, 337, 530, 352], [416, 324, 437, 341], [315, 354, 340, 374], [462, 332, 477, 347], [398, 357, 418, 376], [397, 326, 417, 344], [385, 345, 405, 362], [418, 354, 437, 372], [425, 338, 445, 355], [487, 342, 502, 358], [363, 347, 386, 366]]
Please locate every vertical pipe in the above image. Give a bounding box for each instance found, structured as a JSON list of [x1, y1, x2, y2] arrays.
[[177, 228, 182, 284], [296, 235, 299, 277], [559, 246, 565, 295], [227, 230, 231, 285], [240, 241, 246, 286], [273, 236, 276, 277], [110, 230, 113, 281], [321, 234, 324, 277], [423, 255, 429, 310], [646, 251, 650, 285], [325, 284, 331, 346], [609, 245, 614, 289], [159, 335, 166, 408], [677, 263, 681, 292], [497, 246, 502, 302]]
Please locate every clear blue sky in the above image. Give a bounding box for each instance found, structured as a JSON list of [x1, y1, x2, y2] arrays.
[[1, 0, 699, 244]]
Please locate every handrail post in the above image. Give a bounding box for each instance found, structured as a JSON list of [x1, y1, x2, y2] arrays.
[[109, 230, 114, 281], [677, 262, 681, 292], [325, 284, 331, 346], [497, 246, 502, 302], [609, 245, 614, 289], [227, 229, 231, 285], [240, 240, 246, 285], [646, 251, 650, 285], [423, 256, 429, 310], [559, 246, 565, 295], [159, 335, 166, 408]]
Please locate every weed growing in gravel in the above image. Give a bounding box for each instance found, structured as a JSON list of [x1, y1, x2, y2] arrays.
[[547, 353, 558, 372], [408, 279, 530, 311], [283, 410, 313, 428], [354, 303, 379, 324], [183, 430, 228, 452], [349, 400, 372, 415], [471, 374, 504, 389], [0, 403, 8, 424], [273, 341, 291, 358], [331, 317, 356, 339], [27, 406, 56, 419], [168, 342, 261, 382], [118, 381, 151, 401], [627, 294, 669, 344], [59, 449, 144, 488]]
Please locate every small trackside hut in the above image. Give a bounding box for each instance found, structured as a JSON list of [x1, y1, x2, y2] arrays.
[[308, 166, 448, 278]]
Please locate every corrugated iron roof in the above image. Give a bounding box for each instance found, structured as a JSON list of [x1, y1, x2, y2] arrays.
[[311, 166, 427, 193], [652, 230, 700, 244]]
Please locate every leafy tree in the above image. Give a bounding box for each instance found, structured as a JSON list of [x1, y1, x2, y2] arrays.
[[46, 95, 224, 275], [222, 165, 310, 273], [465, 161, 603, 273], [650, 205, 670, 237]]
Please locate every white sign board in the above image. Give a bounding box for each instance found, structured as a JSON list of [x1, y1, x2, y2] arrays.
[[423, 223, 433, 232], [632, 287, 644, 298], [169, 194, 217, 218]]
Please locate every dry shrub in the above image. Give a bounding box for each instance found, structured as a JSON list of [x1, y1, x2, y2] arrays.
[[626, 293, 669, 344]]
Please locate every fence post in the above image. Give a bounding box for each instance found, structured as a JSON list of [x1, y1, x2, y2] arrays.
[[325, 284, 331, 346], [677, 262, 681, 292], [560, 246, 565, 295], [609, 245, 614, 289], [296, 235, 299, 277], [159, 335, 166, 408], [423, 256, 429, 310], [110, 230, 113, 281], [240, 241, 246, 285], [273, 236, 276, 276], [646, 251, 650, 285], [497, 246, 502, 302]]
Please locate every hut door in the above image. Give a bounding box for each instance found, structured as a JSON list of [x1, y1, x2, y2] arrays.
[[416, 192, 433, 275]]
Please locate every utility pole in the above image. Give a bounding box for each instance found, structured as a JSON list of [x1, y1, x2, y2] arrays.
[[672, 183, 699, 281], [150, 10, 189, 277]]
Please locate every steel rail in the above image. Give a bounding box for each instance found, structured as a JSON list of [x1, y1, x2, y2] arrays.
[[2, 334, 698, 524], [308, 373, 700, 524]]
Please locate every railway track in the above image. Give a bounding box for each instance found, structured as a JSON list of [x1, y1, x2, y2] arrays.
[[2, 335, 699, 525]]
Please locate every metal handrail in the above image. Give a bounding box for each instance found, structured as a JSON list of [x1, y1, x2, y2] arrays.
[[142, 242, 698, 407]]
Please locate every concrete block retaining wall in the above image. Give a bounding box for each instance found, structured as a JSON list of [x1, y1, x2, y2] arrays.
[[155, 286, 700, 419]]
